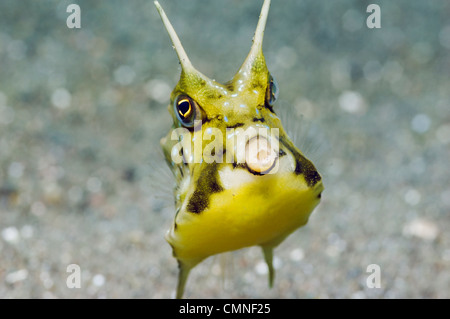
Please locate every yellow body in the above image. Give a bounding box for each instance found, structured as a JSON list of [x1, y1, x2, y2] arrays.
[[168, 172, 321, 267], [154, 0, 323, 298]]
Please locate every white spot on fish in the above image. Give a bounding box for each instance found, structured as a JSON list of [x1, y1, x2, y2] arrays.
[[219, 166, 256, 189], [171, 147, 179, 159]]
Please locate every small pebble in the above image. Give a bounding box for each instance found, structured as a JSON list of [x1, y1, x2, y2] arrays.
[[338, 91, 367, 114], [144, 79, 171, 104], [404, 189, 421, 206], [51, 88, 71, 109], [6, 269, 28, 284], [254, 261, 268, 275], [351, 290, 366, 299], [2, 226, 20, 243], [30, 201, 47, 216], [92, 274, 106, 287], [273, 256, 282, 269], [290, 248, 305, 262], [411, 114, 431, 134], [43, 183, 63, 204], [114, 65, 135, 86], [40, 271, 54, 289], [402, 218, 439, 241]]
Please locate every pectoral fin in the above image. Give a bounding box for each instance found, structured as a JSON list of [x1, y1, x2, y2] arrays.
[[176, 261, 192, 299], [261, 246, 275, 288]]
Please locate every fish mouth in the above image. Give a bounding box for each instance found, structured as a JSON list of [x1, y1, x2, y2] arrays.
[[244, 136, 279, 175], [313, 181, 324, 199]]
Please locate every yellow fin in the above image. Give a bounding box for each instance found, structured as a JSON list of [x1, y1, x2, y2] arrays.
[[176, 262, 192, 299], [261, 246, 275, 288]]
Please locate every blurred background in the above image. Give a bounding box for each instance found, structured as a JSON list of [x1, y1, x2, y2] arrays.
[[0, 0, 449, 298]]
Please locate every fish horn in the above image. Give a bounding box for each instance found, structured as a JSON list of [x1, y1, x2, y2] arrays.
[[237, 0, 271, 75], [154, 1, 195, 73]]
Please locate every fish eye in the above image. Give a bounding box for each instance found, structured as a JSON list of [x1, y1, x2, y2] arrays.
[[174, 95, 197, 127], [266, 75, 279, 107]]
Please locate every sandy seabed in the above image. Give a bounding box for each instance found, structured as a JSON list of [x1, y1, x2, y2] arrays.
[[1, 0, 449, 298]]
